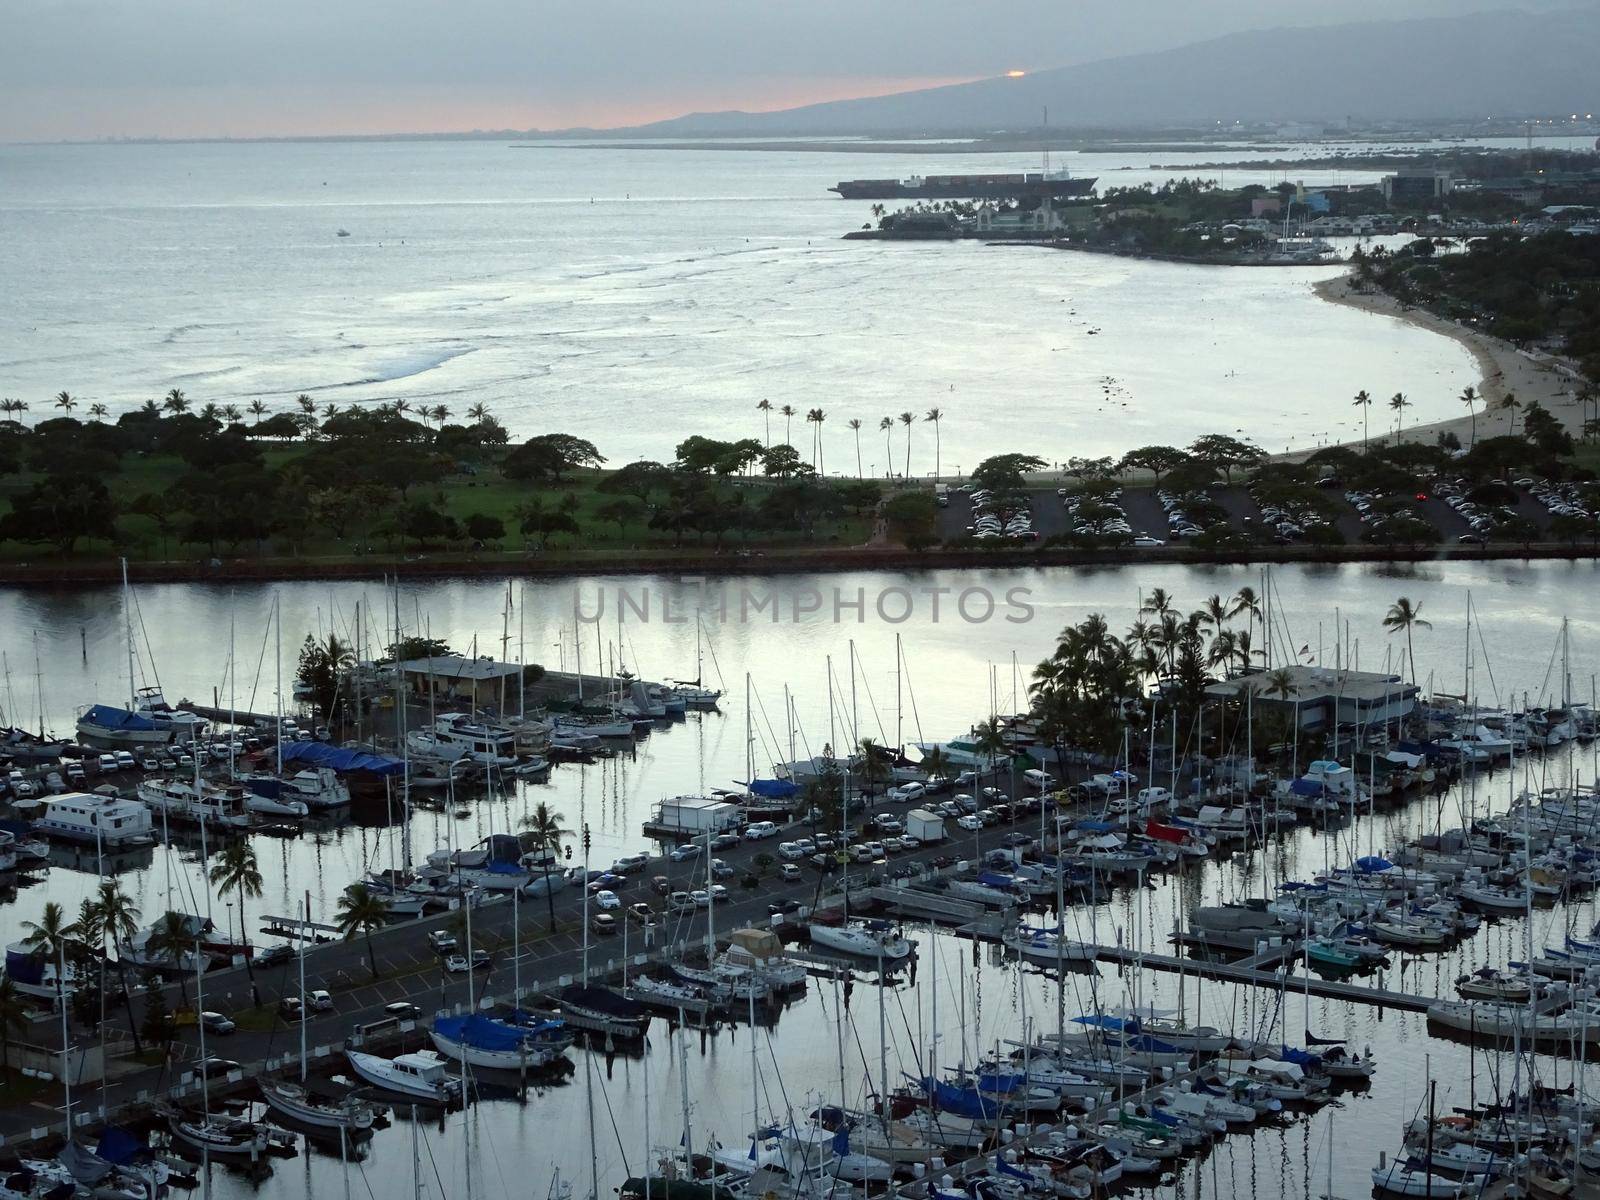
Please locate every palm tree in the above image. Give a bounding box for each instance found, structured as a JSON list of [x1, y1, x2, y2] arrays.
[[971, 717, 1008, 787], [139, 399, 161, 420], [1200, 593, 1230, 633], [780, 404, 796, 447], [222, 404, 241, 424], [898, 411, 915, 477], [1141, 588, 1175, 620], [248, 399, 268, 424], [847, 418, 864, 477], [88, 403, 108, 422], [520, 803, 571, 931], [432, 404, 451, 426], [879, 416, 894, 476], [1501, 391, 1522, 437], [0, 398, 16, 422], [919, 745, 953, 784], [925, 408, 944, 479], [0, 979, 26, 1073], [1352, 390, 1372, 453], [1382, 597, 1431, 686], [90, 881, 145, 1051], [146, 911, 195, 1006], [1460, 385, 1478, 449], [54, 390, 77, 416], [757, 399, 773, 447], [296, 394, 316, 418], [209, 841, 264, 1004], [805, 408, 821, 470], [1388, 392, 1409, 440], [20, 901, 78, 1018], [334, 884, 390, 980], [813, 409, 827, 475], [199, 402, 221, 424], [163, 388, 188, 415], [467, 402, 489, 423]]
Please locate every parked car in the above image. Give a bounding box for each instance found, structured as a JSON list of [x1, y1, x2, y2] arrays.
[[777, 841, 806, 861], [779, 863, 803, 882], [200, 1010, 236, 1035], [591, 912, 618, 936], [256, 944, 293, 968], [194, 1057, 240, 1080], [384, 1001, 423, 1021], [743, 821, 780, 840], [278, 996, 305, 1021], [428, 930, 458, 954], [594, 889, 621, 910], [668, 843, 703, 862], [710, 832, 742, 851]]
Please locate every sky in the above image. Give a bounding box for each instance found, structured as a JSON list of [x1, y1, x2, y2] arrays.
[[0, 0, 1583, 141]]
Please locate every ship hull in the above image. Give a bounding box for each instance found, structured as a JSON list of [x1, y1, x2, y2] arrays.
[[832, 178, 1097, 201]]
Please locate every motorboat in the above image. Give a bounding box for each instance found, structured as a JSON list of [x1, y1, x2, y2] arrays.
[[345, 1049, 461, 1103], [36, 793, 154, 848], [430, 1013, 566, 1070], [136, 778, 253, 829], [1370, 1161, 1469, 1197]]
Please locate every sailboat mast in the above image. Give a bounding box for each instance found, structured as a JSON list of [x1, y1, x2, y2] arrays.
[[299, 891, 309, 1082], [122, 557, 136, 709]]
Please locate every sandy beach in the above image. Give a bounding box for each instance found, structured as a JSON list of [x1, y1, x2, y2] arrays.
[[1306, 273, 1591, 458]]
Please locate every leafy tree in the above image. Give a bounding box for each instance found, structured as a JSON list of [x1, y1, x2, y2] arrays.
[[598, 460, 671, 500], [464, 513, 506, 545], [395, 501, 458, 548], [762, 444, 807, 478], [969, 453, 1047, 493], [1187, 434, 1264, 482], [502, 434, 606, 483], [1117, 445, 1188, 481], [0, 475, 118, 553], [595, 497, 642, 533], [296, 633, 352, 719]]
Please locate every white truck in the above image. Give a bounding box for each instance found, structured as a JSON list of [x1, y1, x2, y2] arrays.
[[906, 808, 946, 844]]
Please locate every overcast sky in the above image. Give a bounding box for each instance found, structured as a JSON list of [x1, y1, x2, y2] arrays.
[[0, 1, 1579, 141]]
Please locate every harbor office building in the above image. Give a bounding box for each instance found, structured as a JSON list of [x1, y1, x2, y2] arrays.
[[1203, 667, 1417, 732], [397, 656, 526, 708]]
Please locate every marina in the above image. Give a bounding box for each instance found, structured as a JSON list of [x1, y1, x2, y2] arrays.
[[3, 565, 1600, 1200]]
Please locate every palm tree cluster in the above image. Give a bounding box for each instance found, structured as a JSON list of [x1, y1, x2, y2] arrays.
[[757, 401, 946, 479], [1028, 587, 1265, 759]]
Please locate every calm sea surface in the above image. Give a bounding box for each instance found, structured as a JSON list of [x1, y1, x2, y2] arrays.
[[2, 562, 1600, 1200], [0, 138, 1491, 464]]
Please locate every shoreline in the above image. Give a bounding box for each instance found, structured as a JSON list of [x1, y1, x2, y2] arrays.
[[1302, 273, 1589, 456], [1, 539, 1597, 588]]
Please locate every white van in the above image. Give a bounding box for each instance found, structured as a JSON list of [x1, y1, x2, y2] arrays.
[[611, 853, 650, 874], [744, 821, 780, 841], [1022, 768, 1055, 789]]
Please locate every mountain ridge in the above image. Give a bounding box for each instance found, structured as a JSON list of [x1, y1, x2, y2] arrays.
[[611, 8, 1600, 137]]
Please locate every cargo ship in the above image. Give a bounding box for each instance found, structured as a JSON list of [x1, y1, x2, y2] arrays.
[[830, 170, 1097, 201]]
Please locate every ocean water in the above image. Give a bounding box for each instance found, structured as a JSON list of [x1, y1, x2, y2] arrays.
[[0, 139, 1481, 465]]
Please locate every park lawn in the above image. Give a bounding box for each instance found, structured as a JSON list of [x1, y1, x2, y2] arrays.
[[0, 455, 875, 565]]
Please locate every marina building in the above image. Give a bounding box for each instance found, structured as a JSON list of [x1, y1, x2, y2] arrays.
[[1204, 666, 1418, 732]]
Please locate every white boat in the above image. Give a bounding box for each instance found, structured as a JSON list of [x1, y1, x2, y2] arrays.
[[243, 767, 349, 811], [1004, 925, 1097, 966], [136, 778, 253, 829], [405, 731, 469, 763], [2, 941, 84, 1000], [552, 712, 634, 739], [430, 714, 519, 766], [808, 920, 912, 960], [36, 792, 154, 847], [1370, 1163, 1468, 1197], [244, 792, 309, 818], [165, 1111, 272, 1159], [259, 1079, 375, 1132], [429, 1014, 564, 1070], [346, 1049, 460, 1103], [75, 704, 175, 748]]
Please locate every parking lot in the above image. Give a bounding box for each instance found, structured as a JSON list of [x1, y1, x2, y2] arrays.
[[935, 473, 1584, 553]]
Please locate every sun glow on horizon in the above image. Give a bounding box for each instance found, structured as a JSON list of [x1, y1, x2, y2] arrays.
[[1005, 69, 1027, 78]]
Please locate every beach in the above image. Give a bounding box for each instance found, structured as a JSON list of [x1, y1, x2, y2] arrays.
[[1310, 272, 1590, 454]]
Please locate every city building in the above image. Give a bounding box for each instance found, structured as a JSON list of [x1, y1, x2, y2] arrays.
[[397, 655, 527, 706], [1380, 168, 1454, 204]]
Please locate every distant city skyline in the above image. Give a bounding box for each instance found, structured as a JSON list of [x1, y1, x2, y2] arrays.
[[3, 0, 1588, 142]]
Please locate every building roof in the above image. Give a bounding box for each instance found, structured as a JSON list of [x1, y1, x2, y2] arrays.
[[1205, 665, 1416, 705], [397, 655, 524, 681]]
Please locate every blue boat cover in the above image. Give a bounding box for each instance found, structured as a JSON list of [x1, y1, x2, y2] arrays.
[[976, 871, 1016, 888], [1074, 820, 1118, 832], [433, 1014, 530, 1052], [4, 948, 45, 986], [746, 778, 799, 799], [1071, 1014, 1129, 1031], [279, 740, 405, 777], [245, 777, 282, 799], [94, 1127, 151, 1166], [920, 1077, 1001, 1119], [1277, 1045, 1324, 1067], [1355, 855, 1394, 873], [81, 705, 155, 732], [1289, 779, 1325, 797]]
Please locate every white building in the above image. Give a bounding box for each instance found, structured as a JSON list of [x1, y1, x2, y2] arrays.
[[1204, 667, 1417, 732], [975, 201, 1065, 234]]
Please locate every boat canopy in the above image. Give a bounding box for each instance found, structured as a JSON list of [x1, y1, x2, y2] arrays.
[[279, 741, 405, 776], [81, 705, 156, 732], [744, 778, 799, 799], [1354, 855, 1395, 873], [432, 1014, 532, 1052]]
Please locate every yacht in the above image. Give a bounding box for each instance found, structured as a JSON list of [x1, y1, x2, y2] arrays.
[[2, 942, 84, 1000], [431, 714, 519, 766], [36, 792, 154, 847], [429, 1014, 565, 1070], [242, 767, 349, 811], [136, 778, 253, 829], [345, 1049, 461, 1103], [132, 687, 208, 740], [76, 704, 174, 748]]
